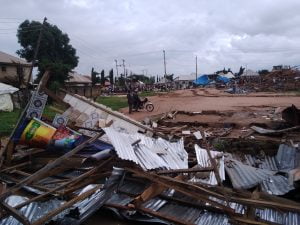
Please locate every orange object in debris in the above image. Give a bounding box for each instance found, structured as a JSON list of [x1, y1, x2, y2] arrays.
[[20, 118, 56, 148]]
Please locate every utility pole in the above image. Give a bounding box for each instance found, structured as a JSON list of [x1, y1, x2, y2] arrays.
[[122, 59, 126, 78], [163, 50, 167, 78], [114, 59, 119, 78], [195, 55, 198, 80], [90, 67, 94, 98], [26, 17, 47, 96]]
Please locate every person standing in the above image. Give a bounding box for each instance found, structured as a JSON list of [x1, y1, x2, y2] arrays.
[[132, 89, 141, 111], [127, 91, 133, 114]]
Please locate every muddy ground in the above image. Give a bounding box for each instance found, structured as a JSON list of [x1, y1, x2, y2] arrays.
[[120, 88, 300, 121]]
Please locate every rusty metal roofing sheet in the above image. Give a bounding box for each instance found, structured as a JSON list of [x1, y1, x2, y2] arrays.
[[191, 144, 225, 185], [104, 127, 188, 170]]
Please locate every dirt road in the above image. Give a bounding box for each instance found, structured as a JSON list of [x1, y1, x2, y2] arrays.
[[120, 89, 300, 121]]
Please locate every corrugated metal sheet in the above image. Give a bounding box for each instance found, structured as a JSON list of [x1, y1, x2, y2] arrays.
[[63, 94, 149, 135], [209, 196, 300, 225], [191, 144, 225, 185], [225, 153, 279, 171], [225, 159, 294, 195], [276, 144, 300, 171], [102, 174, 299, 225], [0, 167, 125, 225], [255, 208, 300, 225], [195, 212, 230, 225], [1, 196, 65, 225], [260, 175, 294, 195], [103, 127, 188, 170], [225, 159, 275, 189], [67, 72, 91, 84], [226, 144, 300, 173], [142, 196, 230, 225]]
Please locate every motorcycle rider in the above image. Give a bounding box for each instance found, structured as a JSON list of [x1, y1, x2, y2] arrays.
[[127, 90, 133, 114], [133, 89, 142, 111]]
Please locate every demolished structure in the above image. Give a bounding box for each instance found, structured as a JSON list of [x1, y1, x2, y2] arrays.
[[0, 71, 299, 225]]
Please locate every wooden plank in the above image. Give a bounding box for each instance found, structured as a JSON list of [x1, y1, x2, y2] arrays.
[[0, 202, 30, 225], [134, 183, 167, 207], [31, 184, 102, 225], [0, 158, 113, 221], [3, 71, 51, 166], [137, 206, 194, 225], [156, 166, 214, 175], [126, 167, 300, 213], [200, 131, 223, 186], [126, 167, 234, 214], [159, 194, 226, 215], [0, 161, 31, 173]]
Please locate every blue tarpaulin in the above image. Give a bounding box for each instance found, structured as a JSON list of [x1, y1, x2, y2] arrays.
[[217, 75, 230, 83], [193, 75, 211, 85]]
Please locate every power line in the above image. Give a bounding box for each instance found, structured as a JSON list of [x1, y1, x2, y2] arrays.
[[0, 25, 42, 31], [0, 21, 22, 24], [0, 28, 42, 34]]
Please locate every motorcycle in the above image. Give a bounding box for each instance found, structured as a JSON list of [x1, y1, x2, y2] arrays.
[[135, 97, 154, 112]]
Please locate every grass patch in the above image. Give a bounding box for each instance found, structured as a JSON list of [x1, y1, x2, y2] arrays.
[[139, 91, 157, 97], [0, 106, 58, 136], [96, 96, 128, 111], [0, 109, 21, 136]]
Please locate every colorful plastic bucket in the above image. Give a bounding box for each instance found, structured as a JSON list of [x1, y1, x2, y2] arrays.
[[20, 118, 56, 148]]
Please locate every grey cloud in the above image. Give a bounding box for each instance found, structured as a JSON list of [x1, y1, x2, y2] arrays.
[[1, 0, 300, 76]]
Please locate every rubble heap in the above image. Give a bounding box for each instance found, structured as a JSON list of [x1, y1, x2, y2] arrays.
[[0, 71, 299, 225]]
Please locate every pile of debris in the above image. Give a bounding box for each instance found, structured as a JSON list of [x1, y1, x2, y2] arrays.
[[242, 69, 300, 93], [0, 71, 300, 225], [260, 69, 300, 92]]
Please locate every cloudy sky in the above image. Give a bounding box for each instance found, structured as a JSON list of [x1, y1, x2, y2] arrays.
[[1, 0, 300, 76]]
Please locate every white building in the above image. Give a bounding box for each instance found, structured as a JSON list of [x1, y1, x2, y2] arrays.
[[174, 74, 196, 89]]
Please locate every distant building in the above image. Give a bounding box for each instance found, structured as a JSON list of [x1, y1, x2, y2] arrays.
[[272, 65, 291, 71], [65, 71, 101, 98], [0, 51, 31, 88], [174, 74, 195, 89], [241, 69, 259, 77]]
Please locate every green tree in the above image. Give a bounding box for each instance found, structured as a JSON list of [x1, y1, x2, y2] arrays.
[[100, 70, 105, 86], [16, 19, 78, 85], [91, 67, 100, 85], [165, 74, 174, 81]]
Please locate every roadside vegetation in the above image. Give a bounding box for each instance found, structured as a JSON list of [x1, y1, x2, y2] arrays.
[[96, 96, 128, 111], [0, 91, 157, 136], [0, 106, 57, 136]]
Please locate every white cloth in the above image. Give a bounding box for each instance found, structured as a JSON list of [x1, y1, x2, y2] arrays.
[[0, 93, 14, 111], [0, 83, 18, 95]]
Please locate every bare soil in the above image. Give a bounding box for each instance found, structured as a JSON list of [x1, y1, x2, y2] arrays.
[[120, 88, 300, 121]]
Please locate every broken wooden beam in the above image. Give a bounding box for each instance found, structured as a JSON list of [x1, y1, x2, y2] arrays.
[[0, 202, 30, 225], [155, 166, 214, 175], [0, 123, 110, 201], [31, 184, 102, 225]]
